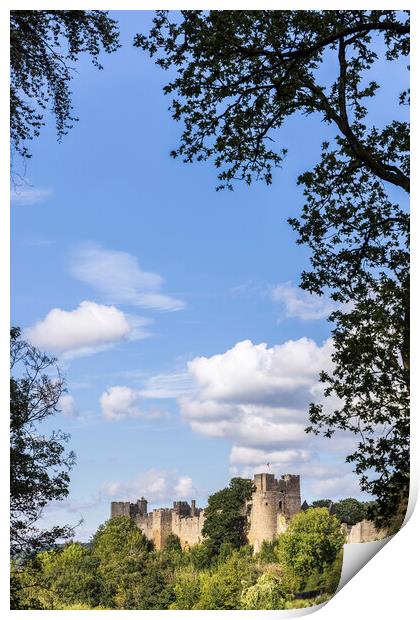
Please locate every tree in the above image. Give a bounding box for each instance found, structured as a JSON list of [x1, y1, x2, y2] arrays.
[[291, 148, 409, 529], [10, 10, 120, 160], [136, 11, 410, 526], [136, 11, 408, 191], [10, 327, 76, 557], [330, 498, 367, 525], [91, 516, 151, 609], [12, 544, 101, 610], [170, 565, 201, 610], [276, 508, 345, 592], [202, 477, 255, 556], [241, 571, 287, 610], [163, 533, 182, 553], [197, 547, 258, 610], [310, 499, 332, 510]]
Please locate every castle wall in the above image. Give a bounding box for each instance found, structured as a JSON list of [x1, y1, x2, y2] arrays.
[[345, 519, 387, 543], [135, 508, 204, 550], [136, 513, 153, 543], [172, 512, 205, 549]]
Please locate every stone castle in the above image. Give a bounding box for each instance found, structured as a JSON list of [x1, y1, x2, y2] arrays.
[[111, 472, 301, 552]]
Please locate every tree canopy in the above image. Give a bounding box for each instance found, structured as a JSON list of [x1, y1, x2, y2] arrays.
[[136, 10, 409, 191], [10, 327, 76, 556], [202, 477, 255, 556], [331, 498, 367, 526], [10, 10, 120, 160], [277, 508, 345, 591]]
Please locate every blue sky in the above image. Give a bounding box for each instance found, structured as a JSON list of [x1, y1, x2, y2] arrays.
[[11, 11, 408, 541]]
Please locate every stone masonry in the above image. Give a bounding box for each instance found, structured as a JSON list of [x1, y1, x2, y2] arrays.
[[110, 472, 301, 551]]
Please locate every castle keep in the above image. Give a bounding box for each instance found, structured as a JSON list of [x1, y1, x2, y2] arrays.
[[246, 473, 301, 552], [111, 472, 301, 552]]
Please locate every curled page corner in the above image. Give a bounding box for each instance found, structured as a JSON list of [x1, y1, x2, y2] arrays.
[[336, 535, 393, 594], [337, 479, 417, 595]]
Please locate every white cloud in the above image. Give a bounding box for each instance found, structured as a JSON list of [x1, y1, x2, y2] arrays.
[[179, 337, 367, 500], [58, 394, 77, 417], [69, 243, 185, 311], [180, 337, 333, 450], [100, 386, 169, 421], [271, 281, 336, 320], [229, 446, 313, 466], [24, 301, 148, 358], [11, 185, 53, 206], [186, 338, 334, 405], [101, 469, 196, 504]]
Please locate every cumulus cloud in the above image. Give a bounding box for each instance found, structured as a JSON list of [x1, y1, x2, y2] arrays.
[[100, 386, 169, 421], [180, 337, 333, 449], [24, 301, 148, 358], [69, 243, 185, 311], [179, 337, 366, 500], [101, 469, 196, 504], [185, 338, 334, 406], [271, 281, 336, 320]]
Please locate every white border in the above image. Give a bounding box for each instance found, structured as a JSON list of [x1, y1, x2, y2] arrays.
[[1, 2, 417, 618]]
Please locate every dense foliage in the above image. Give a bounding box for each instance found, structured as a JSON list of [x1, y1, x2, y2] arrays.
[[12, 508, 344, 610], [10, 327, 75, 557], [10, 10, 120, 159], [137, 10, 410, 528], [307, 497, 370, 526], [331, 498, 368, 526], [277, 508, 346, 591], [202, 477, 255, 557], [294, 156, 409, 528]]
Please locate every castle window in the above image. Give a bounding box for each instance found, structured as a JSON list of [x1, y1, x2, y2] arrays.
[[279, 501, 283, 511], [265, 502, 268, 506]]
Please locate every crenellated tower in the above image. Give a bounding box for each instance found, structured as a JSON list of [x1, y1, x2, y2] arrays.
[[247, 472, 301, 552]]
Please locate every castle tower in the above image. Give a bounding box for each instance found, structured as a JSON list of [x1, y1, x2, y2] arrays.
[[247, 472, 301, 552], [137, 496, 148, 517], [247, 473, 281, 553], [152, 509, 173, 549], [110, 501, 132, 518], [282, 474, 301, 518]]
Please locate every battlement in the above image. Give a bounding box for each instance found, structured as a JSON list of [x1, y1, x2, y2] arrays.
[[253, 472, 277, 492], [111, 496, 148, 519]]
